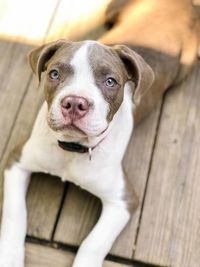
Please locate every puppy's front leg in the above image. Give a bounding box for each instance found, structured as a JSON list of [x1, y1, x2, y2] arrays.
[[72, 191, 131, 267], [0, 163, 31, 267]]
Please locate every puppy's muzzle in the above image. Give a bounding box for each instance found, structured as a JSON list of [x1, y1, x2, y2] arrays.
[[61, 95, 90, 121]]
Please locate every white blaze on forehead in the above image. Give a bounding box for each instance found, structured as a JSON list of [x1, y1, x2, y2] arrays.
[[69, 41, 97, 89], [67, 40, 109, 116]]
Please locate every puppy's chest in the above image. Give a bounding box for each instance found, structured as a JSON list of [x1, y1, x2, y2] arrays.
[[29, 142, 104, 186]]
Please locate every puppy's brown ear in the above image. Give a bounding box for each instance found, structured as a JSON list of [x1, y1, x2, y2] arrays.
[[28, 39, 69, 81], [114, 45, 154, 105]]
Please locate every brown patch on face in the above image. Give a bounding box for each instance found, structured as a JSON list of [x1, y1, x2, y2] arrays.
[[29, 40, 84, 110], [88, 43, 129, 121], [43, 42, 84, 110], [44, 61, 74, 109]]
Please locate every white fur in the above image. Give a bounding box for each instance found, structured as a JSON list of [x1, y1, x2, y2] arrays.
[[0, 165, 30, 267], [0, 41, 134, 267]]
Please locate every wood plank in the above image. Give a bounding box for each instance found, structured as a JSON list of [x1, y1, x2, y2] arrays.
[[135, 63, 200, 267], [0, 0, 59, 45], [54, 103, 161, 259], [0, 41, 33, 159], [0, 77, 41, 171], [27, 174, 64, 240], [0, 76, 43, 209], [25, 243, 133, 267], [53, 184, 102, 245]]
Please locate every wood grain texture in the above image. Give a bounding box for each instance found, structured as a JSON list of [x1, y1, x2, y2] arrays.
[[54, 103, 161, 259], [135, 63, 200, 267], [0, 41, 33, 160], [0, 77, 43, 214], [27, 174, 65, 240], [54, 184, 101, 245], [25, 243, 133, 267]]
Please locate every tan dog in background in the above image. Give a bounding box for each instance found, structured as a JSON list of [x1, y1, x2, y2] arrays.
[[0, 1, 199, 267]]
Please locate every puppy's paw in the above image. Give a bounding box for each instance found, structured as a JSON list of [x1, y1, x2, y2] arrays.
[[0, 243, 24, 267], [0, 254, 24, 267]]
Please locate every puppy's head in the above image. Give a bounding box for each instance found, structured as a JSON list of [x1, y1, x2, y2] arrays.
[[29, 39, 154, 139]]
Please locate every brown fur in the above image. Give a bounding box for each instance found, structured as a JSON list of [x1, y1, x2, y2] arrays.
[[44, 61, 74, 109], [88, 44, 126, 121], [29, 41, 82, 110], [6, 140, 26, 169]]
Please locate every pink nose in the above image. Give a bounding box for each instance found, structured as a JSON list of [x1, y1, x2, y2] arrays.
[[61, 96, 90, 120]]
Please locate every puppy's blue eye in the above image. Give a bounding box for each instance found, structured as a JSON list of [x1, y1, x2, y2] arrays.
[[49, 69, 59, 80], [105, 78, 117, 87]]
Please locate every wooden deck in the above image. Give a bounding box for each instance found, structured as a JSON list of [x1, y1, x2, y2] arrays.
[[0, 1, 200, 266]]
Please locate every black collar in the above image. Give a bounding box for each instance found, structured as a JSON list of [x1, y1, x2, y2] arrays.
[[58, 140, 90, 154], [58, 136, 105, 161]]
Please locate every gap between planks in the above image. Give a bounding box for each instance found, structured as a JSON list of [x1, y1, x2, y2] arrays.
[[25, 242, 131, 267], [25, 237, 161, 267]]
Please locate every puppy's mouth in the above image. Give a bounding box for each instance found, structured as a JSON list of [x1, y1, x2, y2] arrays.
[[48, 119, 88, 137], [58, 124, 87, 136], [47, 107, 109, 138], [48, 117, 108, 139]]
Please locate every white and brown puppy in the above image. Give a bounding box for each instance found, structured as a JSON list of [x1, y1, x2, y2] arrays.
[[0, 40, 148, 267], [0, 0, 199, 267]]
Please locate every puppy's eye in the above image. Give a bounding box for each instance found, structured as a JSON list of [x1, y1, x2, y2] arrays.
[[49, 69, 59, 80], [105, 78, 117, 87]]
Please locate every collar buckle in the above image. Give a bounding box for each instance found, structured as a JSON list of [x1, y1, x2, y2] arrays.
[[88, 147, 92, 161]]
